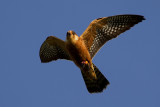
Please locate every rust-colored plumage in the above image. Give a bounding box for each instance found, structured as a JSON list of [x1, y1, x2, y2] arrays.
[[39, 14, 145, 93]]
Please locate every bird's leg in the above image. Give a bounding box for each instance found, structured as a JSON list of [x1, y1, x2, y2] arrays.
[[81, 61, 89, 65], [81, 61, 90, 71]]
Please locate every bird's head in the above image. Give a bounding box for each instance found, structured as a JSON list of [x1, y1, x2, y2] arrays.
[[66, 30, 79, 43]]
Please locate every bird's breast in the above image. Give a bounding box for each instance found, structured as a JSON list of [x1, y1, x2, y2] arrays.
[[66, 39, 91, 68]]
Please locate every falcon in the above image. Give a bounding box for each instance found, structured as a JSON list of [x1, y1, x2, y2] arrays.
[[39, 14, 145, 93]]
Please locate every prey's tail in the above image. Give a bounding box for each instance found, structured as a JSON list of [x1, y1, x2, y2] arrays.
[[81, 64, 109, 93]]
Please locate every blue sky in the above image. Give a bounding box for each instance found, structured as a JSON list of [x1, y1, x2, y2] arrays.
[[0, 0, 159, 107]]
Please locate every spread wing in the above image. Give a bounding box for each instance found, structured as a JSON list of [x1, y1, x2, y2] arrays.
[[80, 15, 145, 58], [39, 36, 71, 63]]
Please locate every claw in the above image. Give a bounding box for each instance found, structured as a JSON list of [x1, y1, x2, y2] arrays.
[[81, 61, 89, 64]]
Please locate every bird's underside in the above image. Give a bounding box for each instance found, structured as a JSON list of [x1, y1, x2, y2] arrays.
[[39, 14, 145, 93]]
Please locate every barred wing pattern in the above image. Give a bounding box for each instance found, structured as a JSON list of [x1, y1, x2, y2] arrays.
[[39, 36, 71, 62], [81, 15, 145, 58]]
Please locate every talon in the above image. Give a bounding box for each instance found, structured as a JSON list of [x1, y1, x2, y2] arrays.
[[81, 61, 89, 65]]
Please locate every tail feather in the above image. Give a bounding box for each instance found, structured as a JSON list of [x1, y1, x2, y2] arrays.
[[81, 64, 109, 93]]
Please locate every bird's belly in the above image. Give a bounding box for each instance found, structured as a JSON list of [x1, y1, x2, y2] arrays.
[[66, 42, 91, 68]]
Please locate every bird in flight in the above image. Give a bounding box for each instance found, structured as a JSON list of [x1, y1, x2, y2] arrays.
[[39, 14, 145, 93]]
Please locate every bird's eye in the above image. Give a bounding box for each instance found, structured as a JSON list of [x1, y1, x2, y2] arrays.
[[72, 31, 76, 35]]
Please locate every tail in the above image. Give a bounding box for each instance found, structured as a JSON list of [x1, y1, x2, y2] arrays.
[[81, 64, 110, 93]]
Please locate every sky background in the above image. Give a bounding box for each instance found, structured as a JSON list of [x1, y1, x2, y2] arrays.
[[0, 0, 159, 107]]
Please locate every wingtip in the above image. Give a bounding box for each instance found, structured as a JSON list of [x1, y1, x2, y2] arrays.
[[137, 15, 145, 21], [142, 16, 146, 20]]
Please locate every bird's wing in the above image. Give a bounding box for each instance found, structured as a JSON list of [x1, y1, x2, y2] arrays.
[[39, 36, 71, 63], [80, 15, 145, 58]]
